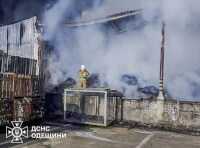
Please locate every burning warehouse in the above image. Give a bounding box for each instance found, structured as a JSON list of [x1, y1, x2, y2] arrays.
[[0, 6, 158, 126], [0, 0, 145, 125], [0, 0, 200, 138]]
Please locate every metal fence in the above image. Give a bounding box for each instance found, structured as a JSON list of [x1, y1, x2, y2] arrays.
[[63, 88, 123, 126]]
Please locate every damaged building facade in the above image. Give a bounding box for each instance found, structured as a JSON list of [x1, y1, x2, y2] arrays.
[[0, 17, 44, 124]]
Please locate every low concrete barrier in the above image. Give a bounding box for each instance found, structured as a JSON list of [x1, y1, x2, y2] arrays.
[[121, 98, 200, 133]]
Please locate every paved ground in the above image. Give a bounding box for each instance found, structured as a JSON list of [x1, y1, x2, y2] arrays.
[[1, 123, 200, 148]]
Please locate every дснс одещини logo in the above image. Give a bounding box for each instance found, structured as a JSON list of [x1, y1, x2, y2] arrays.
[[6, 121, 68, 144], [6, 121, 28, 144]]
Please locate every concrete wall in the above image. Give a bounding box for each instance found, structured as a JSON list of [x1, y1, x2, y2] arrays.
[[122, 98, 200, 132], [122, 99, 161, 123]]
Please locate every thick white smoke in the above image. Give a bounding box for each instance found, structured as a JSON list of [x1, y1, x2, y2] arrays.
[[43, 0, 200, 101]]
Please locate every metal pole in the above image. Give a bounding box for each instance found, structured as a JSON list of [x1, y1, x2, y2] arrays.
[[63, 90, 67, 120], [158, 22, 165, 100], [104, 91, 108, 126]]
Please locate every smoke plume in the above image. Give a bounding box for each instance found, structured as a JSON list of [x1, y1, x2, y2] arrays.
[[44, 0, 200, 101]]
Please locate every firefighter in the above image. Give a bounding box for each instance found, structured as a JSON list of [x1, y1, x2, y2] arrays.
[[79, 65, 90, 88]]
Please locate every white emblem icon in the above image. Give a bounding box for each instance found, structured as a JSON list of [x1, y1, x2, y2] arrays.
[[6, 121, 28, 143]]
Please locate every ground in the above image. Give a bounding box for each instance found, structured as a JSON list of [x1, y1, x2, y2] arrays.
[[1, 123, 200, 148]]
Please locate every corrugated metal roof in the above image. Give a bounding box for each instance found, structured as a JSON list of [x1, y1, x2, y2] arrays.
[[63, 0, 143, 27], [80, 0, 142, 21], [65, 9, 142, 27]]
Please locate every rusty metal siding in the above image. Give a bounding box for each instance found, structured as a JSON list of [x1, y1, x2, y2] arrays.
[[0, 17, 38, 59], [0, 25, 7, 52], [0, 16, 44, 123], [0, 54, 37, 75]]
